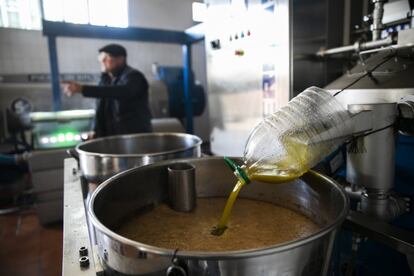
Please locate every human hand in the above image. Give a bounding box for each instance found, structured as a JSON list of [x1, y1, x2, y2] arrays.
[[61, 81, 83, 97], [87, 131, 96, 140]]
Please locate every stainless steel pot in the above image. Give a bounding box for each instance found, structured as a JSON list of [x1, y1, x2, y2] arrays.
[[89, 157, 349, 276], [74, 133, 202, 183]]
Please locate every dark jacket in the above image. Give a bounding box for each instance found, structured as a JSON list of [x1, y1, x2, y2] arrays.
[[82, 65, 152, 137]]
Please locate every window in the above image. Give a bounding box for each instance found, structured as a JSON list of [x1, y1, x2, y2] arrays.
[[0, 0, 41, 30], [43, 0, 128, 28], [88, 0, 128, 27], [0, 0, 128, 30], [192, 2, 206, 23]]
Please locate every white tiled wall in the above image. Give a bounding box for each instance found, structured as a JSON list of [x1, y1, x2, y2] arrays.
[[0, 0, 210, 140], [56, 37, 184, 77], [0, 28, 49, 74]]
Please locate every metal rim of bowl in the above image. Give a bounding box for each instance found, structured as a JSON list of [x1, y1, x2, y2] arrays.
[[88, 157, 350, 260], [75, 132, 203, 158]]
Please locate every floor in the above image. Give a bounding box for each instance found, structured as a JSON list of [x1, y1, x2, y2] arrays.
[[0, 208, 63, 276]]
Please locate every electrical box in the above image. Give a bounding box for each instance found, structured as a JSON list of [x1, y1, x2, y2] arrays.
[[204, 0, 292, 156]]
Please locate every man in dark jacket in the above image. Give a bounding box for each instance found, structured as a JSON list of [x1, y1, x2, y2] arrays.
[[62, 44, 152, 138]]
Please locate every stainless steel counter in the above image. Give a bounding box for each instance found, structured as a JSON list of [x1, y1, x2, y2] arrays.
[[62, 158, 103, 276]]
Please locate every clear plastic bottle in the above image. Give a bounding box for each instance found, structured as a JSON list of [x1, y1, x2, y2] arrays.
[[213, 87, 354, 236], [226, 86, 354, 184]]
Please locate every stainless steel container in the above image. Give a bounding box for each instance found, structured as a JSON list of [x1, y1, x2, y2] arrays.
[[89, 157, 349, 276], [75, 133, 202, 183]]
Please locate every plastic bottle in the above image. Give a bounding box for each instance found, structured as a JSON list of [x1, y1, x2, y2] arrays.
[[226, 86, 353, 184]]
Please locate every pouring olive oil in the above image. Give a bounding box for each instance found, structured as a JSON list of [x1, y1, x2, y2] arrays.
[[210, 131, 340, 236], [211, 180, 246, 236], [211, 157, 307, 236], [211, 87, 355, 236]]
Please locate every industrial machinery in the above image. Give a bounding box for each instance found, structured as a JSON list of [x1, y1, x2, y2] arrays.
[[0, 98, 95, 223], [204, 0, 291, 156], [0, 79, 96, 150], [29, 109, 95, 150], [203, 0, 414, 275], [26, 109, 95, 224], [315, 1, 414, 275], [151, 65, 205, 120], [322, 48, 414, 275]]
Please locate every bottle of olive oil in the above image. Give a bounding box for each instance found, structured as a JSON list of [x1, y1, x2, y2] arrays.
[[211, 87, 353, 236], [243, 87, 353, 182]]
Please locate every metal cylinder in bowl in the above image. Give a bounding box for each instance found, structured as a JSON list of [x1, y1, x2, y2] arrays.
[[77, 133, 202, 249], [168, 163, 196, 212], [89, 157, 349, 276], [75, 132, 202, 184]]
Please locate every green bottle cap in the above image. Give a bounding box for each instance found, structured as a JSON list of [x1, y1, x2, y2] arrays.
[[223, 157, 250, 184]]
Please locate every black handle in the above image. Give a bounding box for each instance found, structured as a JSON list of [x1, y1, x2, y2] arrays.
[[66, 148, 80, 162]]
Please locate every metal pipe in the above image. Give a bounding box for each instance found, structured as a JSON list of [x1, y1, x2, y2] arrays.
[[317, 37, 393, 57], [344, 185, 364, 200], [318, 44, 357, 56], [363, 37, 394, 49], [360, 190, 409, 222], [372, 0, 386, 41]]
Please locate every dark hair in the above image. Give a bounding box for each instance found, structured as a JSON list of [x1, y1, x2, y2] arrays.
[[98, 44, 127, 57]]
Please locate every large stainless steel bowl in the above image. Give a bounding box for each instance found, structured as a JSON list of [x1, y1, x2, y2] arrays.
[[75, 132, 202, 183], [89, 157, 349, 276]]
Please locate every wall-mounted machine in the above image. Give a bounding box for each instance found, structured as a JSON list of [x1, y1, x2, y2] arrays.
[[204, 0, 291, 156]]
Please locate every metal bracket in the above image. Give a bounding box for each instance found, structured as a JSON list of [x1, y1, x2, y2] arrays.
[[343, 210, 414, 255]]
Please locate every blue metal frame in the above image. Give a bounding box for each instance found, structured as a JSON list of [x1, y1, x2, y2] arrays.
[[182, 43, 194, 133], [42, 20, 202, 44], [42, 20, 204, 133], [46, 35, 61, 111]]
